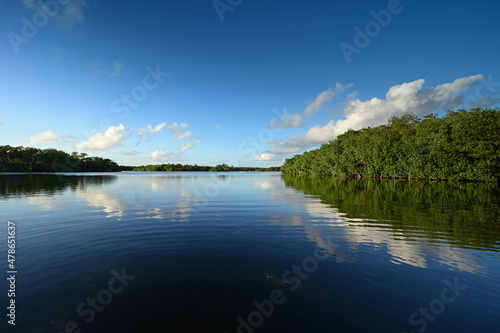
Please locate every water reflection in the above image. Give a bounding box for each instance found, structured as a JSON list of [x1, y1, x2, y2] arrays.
[[136, 188, 196, 222], [0, 174, 117, 197], [4, 172, 498, 333], [2, 173, 200, 221], [74, 189, 128, 219], [27, 195, 68, 211], [4, 172, 498, 275], [280, 175, 500, 251], [255, 175, 500, 273]]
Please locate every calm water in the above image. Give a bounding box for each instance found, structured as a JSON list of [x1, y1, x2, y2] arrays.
[[1, 172, 499, 333]]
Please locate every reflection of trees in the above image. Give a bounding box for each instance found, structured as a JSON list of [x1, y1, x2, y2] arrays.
[[282, 175, 500, 251], [0, 174, 117, 198]]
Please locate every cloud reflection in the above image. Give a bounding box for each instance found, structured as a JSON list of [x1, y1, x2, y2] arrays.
[[75, 189, 128, 219], [261, 177, 483, 273], [28, 195, 64, 211]]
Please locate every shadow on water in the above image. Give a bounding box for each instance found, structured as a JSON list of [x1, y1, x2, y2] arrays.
[[281, 174, 500, 251], [0, 173, 118, 198]]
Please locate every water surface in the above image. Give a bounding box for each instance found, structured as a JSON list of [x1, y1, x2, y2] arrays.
[[1, 172, 499, 332]]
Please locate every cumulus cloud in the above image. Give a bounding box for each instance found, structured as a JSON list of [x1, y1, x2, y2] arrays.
[[138, 122, 193, 140], [269, 83, 353, 129], [269, 111, 303, 129], [263, 133, 320, 157], [122, 150, 141, 156], [331, 74, 483, 136], [146, 122, 170, 134], [174, 130, 193, 140], [25, 130, 74, 146], [253, 153, 280, 161], [180, 138, 204, 152], [76, 124, 130, 150], [257, 74, 486, 162], [150, 149, 183, 162], [304, 83, 353, 118], [146, 136, 204, 162]]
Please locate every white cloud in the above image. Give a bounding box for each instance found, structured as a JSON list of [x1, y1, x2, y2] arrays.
[[331, 74, 484, 137], [257, 75, 486, 162], [180, 138, 204, 152], [269, 111, 303, 129], [346, 91, 359, 100], [146, 137, 204, 162], [264, 133, 319, 157], [0, 118, 3, 126], [303, 83, 352, 118], [171, 123, 192, 140], [303, 89, 335, 118], [174, 130, 193, 140], [25, 130, 73, 146], [123, 150, 141, 156], [254, 153, 279, 161], [76, 124, 130, 151], [269, 83, 353, 129], [138, 122, 193, 140], [137, 128, 148, 137], [148, 123, 169, 133], [150, 149, 182, 162]]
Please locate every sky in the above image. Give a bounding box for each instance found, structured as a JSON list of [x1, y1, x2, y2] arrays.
[[1, 0, 499, 167]]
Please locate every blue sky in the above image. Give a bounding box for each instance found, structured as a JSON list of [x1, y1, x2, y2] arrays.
[[1, 0, 499, 166]]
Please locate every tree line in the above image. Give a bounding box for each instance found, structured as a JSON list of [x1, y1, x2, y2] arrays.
[[0, 146, 282, 173], [132, 163, 281, 172], [281, 108, 500, 182], [0, 146, 122, 172]]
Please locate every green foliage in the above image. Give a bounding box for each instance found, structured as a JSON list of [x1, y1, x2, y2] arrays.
[[132, 163, 281, 172], [282, 174, 500, 250], [0, 146, 120, 172], [209, 163, 230, 171], [281, 108, 500, 182], [133, 163, 212, 172], [0, 147, 281, 173]]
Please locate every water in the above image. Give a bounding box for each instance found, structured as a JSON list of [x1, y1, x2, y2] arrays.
[[1, 172, 499, 333]]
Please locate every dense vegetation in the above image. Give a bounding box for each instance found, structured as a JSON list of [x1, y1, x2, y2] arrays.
[[0, 146, 280, 173], [282, 174, 500, 251], [0, 146, 122, 172], [132, 163, 280, 172], [281, 108, 500, 182]]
